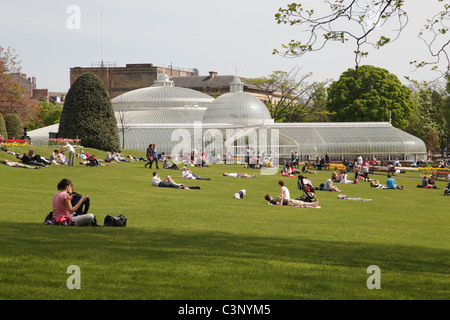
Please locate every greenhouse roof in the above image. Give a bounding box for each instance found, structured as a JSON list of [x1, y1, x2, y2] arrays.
[[111, 85, 214, 110], [267, 122, 426, 156]]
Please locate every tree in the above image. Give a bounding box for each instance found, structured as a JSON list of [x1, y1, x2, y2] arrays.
[[243, 68, 331, 122], [4, 113, 23, 139], [405, 88, 447, 155], [274, 0, 449, 78], [27, 101, 62, 130], [114, 95, 132, 149], [326, 65, 413, 128], [0, 46, 37, 123], [0, 113, 7, 139], [58, 73, 120, 151]]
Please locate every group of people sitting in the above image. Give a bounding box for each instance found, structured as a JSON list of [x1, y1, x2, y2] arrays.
[[417, 175, 439, 189], [369, 175, 403, 189], [265, 180, 320, 208], [281, 161, 300, 177]]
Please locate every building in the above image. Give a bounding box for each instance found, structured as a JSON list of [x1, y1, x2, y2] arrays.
[[28, 73, 427, 162], [8, 73, 64, 104], [109, 74, 426, 162], [70, 63, 195, 99], [171, 71, 281, 104]]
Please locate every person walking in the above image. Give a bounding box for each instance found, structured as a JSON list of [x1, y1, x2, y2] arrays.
[[145, 144, 153, 169]]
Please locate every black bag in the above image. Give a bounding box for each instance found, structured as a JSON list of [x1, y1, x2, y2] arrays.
[[44, 211, 54, 225], [104, 214, 127, 227]]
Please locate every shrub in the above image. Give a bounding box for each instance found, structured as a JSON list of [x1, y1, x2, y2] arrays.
[[58, 73, 120, 151], [4, 113, 23, 139], [0, 113, 7, 139]]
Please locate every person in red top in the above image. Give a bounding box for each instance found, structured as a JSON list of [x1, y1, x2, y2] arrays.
[[52, 179, 94, 226]]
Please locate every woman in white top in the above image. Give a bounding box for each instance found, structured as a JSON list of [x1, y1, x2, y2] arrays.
[[278, 180, 290, 206], [340, 171, 350, 183]]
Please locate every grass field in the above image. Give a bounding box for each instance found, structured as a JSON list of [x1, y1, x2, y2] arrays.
[[0, 145, 449, 300]]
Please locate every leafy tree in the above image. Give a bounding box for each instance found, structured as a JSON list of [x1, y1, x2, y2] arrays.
[[326, 65, 413, 129], [4, 113, 23, 139], [27, 101, 62, 130], [0, 113, 7, 139], [58, 73, 119, 151], [244, 68, 331, 122], [0, 46, 37, 123], [405, 88, 447, 154], [274, 0, 449, 78]]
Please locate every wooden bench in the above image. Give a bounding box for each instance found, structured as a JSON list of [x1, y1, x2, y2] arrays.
[[431, 170, 450, 181], [369, 166, 389, 174]]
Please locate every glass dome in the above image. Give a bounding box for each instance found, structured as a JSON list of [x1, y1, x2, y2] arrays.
[[202, 77, 272, 124], [111, 73, 214, 111]]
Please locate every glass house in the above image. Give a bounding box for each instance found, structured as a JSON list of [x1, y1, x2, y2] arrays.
[[27, 74, 427, 161]]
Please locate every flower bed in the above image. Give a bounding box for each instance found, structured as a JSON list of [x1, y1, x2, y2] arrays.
[[48, 138, 82, 147], [0, 139, 29, 147]]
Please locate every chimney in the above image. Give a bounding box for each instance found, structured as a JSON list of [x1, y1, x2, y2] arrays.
[[209, 71, 217, 79]]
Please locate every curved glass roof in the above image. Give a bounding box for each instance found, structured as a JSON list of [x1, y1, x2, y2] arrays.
[[202, 91, 272, 124], [269, 122, 426, 157], [112, 86, 214, 110], [115, 109, 205, 125]]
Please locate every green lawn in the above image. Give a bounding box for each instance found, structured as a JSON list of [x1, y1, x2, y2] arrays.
[[0, 146, 449, 300]]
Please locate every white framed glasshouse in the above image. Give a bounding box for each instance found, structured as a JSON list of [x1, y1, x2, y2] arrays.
[[27, 74, 427, 161]]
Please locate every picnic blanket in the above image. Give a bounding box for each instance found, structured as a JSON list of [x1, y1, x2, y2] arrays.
[[337, 194, 372, 201]]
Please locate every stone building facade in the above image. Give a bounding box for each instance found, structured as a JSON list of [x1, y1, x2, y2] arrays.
[[70, 63, 194, 99]]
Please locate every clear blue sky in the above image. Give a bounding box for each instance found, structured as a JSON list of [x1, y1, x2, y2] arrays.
[[1, 0, 447, 92]]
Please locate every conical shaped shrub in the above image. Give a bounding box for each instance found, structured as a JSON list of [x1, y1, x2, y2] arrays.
[[4, 113, 23, 139], [58, 73, 119, 150]]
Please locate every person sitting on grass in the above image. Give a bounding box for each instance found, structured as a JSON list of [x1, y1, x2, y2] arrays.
[[223, 172, 256, 178], [1, 159, 42, 169], [420, 175, 433, 188], [323, 176, 343, 192], [385, 175, 403, 190], [52, 178, 95, 226], [277, 180, 291, 206], [181, 167, 210, 180], [301, 163, 315, 174], [264, 194, 320, 208], [163, 159, 179, 170]]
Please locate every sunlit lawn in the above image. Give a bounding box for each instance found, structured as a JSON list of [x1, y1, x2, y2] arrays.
[[0, 146, 449, 299]]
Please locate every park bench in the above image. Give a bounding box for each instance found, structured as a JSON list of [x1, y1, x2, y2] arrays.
[[431, 170, 450, 181]]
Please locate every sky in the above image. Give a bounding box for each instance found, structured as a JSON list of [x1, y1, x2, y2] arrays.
[[1, 0, 447, 93]]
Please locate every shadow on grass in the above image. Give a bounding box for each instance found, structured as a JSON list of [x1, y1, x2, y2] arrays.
[[1, 222, 449, 299]]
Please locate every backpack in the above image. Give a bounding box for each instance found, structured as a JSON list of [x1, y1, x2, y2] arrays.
[[104, 214, 127, 227], [44, 212, 54, 225]]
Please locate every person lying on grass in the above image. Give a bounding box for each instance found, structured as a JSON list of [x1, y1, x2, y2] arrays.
[[166, 175, 200, 189], [181, 167, 210, 180], [264, 194, 320, 208], [1, 159, 42, 169], [152, 172, 200, 189], [223, 172, 256, 178]]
